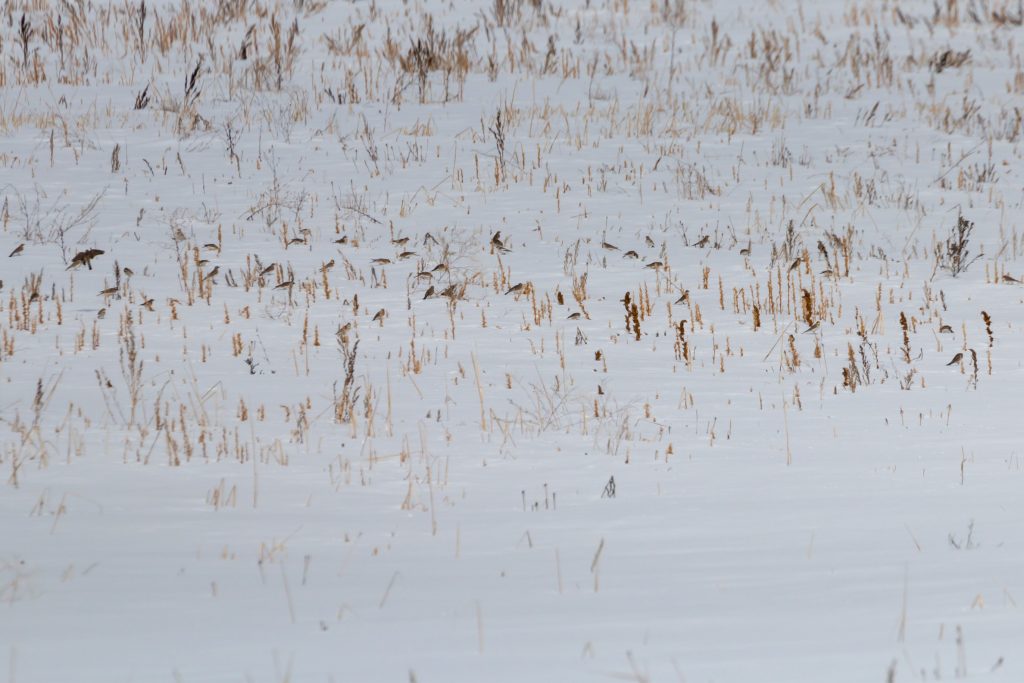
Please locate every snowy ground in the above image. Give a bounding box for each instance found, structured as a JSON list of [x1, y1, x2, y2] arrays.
[[3, 0, 1024, 680]]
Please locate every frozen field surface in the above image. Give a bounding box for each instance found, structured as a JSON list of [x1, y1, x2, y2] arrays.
[[3, 0, 1024, 680]]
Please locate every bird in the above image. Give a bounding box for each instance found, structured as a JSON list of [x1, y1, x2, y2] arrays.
[[391, 237, 410, 246], [141, 298, 155, 311], [431, 263, 448, 273], [372, 308, 386, 322], [674, 291, 689, 305], [99, 287, 119, 297], [644, 261, 664, 270], [333, 236, 348, 245], [8, 243, 24, 257], [1002, 274, 1020, 284], [623, 250, 639, 259], [567, 312, 581, 320], [205, 266, 220, 280], [203, 243, 220, 252], [398, 251, 417, 260], [123, 267, 134, 277], [274, 280, 294, 289], [506, 283, 525, 295], [260, 264, 277, 276], [645, 236, 656, 247], [68, 249, 105, 270], [322, 259, 335, 272], [693, 236, 709, 248], [946, 352, 963, 366], [423, 286, 435, 299], [287, 237, 305, 245], [802, 321, 820, 334], [490, 231, 503, 249], [97, 308, 106, 319], [820, 269, 835, 277], [787, 258, 801, 272], [371, 258, 392, 265], [601, 241, 619, 251], [939, 324, 953, 333]]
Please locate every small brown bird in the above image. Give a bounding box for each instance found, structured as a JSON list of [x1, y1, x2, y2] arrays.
[[506, 283, 525, 295], [802, 321, 820, 334], [820, 269, 834, 277], [371, 258, 392, 265], [939, 324, 953, 333], [141, 298, 155, 311], [287, 237, 305, 245], [788, 258, 801, 272], [423, 286, 435, 299], [97, 308, 106, 319], [490, 231, 503, 248], [333, 236, 349, 245], [205, 266, 220, 280], [644, 261, 664, 270], [391, 237, 410, 246], [398, 251, 417, 260], [197, 259, 210, 266], [372, 308, 386, 322], [274, 280, 294, 290], [68, 249, 105, 270], [946, 352, 963, 366], [431, 263, 449, 273], [260, 264, 277, 276], [674, 291, 689, 305], [415, 271, 433, 281], [123, 267, 134, 277], [99, 287, 119, 297], [1002, 274, 1020, 284], [693, 236, 709, 248], [8, 243, 24, 257], [740, 245, 752, 256], [645, 236, 656, 247], [567, 312, 581, 320], [322, 259, 335, 272], [203, 243, 220, 253], [601, 241, 619, 251], [623, 250, 640, 259]]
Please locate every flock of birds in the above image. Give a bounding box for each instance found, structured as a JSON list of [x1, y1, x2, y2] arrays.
[[4, 226, 1008, 371]]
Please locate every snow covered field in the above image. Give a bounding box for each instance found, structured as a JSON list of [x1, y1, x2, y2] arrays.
[[3, 0, 1024, 680]]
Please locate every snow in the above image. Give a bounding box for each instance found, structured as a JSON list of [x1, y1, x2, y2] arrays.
[[2, 0, 1024, 680]]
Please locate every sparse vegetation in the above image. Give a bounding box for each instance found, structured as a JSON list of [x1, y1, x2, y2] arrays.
[[0, 0, 1019, 679]]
